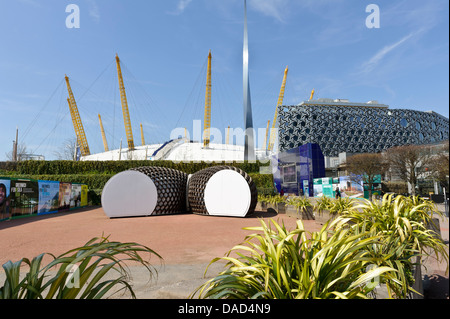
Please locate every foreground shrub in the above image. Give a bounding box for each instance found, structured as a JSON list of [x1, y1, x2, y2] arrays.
[[330, 194, 448, 298], [191, 219, 395, 299], [0, 235, 162, 299]]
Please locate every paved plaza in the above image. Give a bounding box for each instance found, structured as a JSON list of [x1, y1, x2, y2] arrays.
[[0, 205, 448, 299]]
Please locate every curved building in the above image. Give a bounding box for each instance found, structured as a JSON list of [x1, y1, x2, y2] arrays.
[[278, 99, 449, 156]]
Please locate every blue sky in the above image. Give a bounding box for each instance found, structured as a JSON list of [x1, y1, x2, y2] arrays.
[[0, 0, 448, 160]]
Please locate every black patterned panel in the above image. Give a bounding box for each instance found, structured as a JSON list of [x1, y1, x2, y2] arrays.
[[278, 105, 449, 156], [187, 166, 258, 216], [130, 166, 188, 215]]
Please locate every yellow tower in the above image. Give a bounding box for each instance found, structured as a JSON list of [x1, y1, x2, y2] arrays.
[[115, 54, 135, 150], [98, 114, 109, 152], [203, 50, 212, 148], [65, 75, 90, 156], [140, 123, 145, 146], [310, 88, 315, 100], [268, 66, 288, 152]]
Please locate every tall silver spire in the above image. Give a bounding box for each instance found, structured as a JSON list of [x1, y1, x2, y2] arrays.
[[243, 0, 255, 161]]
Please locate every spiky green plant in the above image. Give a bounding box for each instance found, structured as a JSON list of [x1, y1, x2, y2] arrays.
[[0, 235, 162, 299], [257, 194, 269, 204], [286, 196, 313, 218], [191, 219, 396, 299], [314, 195, 333, 213], [266, 194, 286, 205], [328, 197, 356, 216], [330, 194, 448, 298]]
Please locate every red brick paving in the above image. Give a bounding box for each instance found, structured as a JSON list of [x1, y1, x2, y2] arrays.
[[0, 207, 322, 267]]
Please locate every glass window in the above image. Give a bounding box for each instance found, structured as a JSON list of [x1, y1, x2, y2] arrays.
[[416, 122, 421, 130], [419, 133, 424, 141], [431, 122, 436, 130]]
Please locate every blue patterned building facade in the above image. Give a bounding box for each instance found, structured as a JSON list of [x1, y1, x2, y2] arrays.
[[277, 100, 449, 157], [271, 143, 325, 197]]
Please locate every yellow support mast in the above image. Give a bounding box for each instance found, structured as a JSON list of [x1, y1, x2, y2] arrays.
[[140, 123, 145, 146], [203, 50, 212, 148], [65, 75, 90, 156], [98, 114, 109, 152], [67, 98, 81, 152], [310, 88, 315, 100], [268, 66, 288, 152], [115, 54, 135, 150]]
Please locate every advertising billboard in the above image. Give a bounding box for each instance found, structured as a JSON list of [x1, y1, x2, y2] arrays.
[[282, 165, 297, 184], [70, 184, 82, 209], [38, 180, 60, 215], [81, 184, 88, 207], [0, 178, 11, 220], [58, 182, 72, 212], [9, 178, 39, 218]]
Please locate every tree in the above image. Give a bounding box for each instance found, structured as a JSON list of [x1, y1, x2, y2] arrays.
[[53, 138, 78, 160], [428, 141, 449, 191], [5, 144, 28, 162], [384, 144, 432, 196], [344, 153, 386, 200]]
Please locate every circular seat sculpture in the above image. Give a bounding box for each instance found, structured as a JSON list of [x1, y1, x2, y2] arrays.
[[187, 166, 257, 217], [101, 166, 188, 218]]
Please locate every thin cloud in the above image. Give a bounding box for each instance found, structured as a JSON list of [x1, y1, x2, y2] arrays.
[[248, 0, 289, 23], [167, 0, 193, 15], [359, 32, 416, 74], [87, 0, 100, 23]]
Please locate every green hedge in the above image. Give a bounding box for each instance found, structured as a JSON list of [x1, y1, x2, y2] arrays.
[[2, 161, 274, 206], [1, 160, 268, 175], [8, 173, 274, 193]]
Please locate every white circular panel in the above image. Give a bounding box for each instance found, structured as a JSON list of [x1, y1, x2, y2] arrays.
[[101, 170, 158, 218], [204, 170, 251, 217]]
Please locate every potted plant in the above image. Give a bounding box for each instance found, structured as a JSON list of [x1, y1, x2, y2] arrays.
[[314, 196, 333, 224], [287, 196, 313, 220], [285, 196, 299, 217], [266, 194, 286, 214], [256, 194, 268, 211], [330, 194, 448, 298], [329, 197, 355, 217]]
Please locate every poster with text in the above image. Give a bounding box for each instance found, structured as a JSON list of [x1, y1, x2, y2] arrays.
[[70, 184, 82, 209], [81, 184, 88, 207], [0, 178, 11, 220], [9, 179, 39, 218], [58, 182, 72, 212], [38, 180, 60, 215], [339, 176, 364, 197]]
